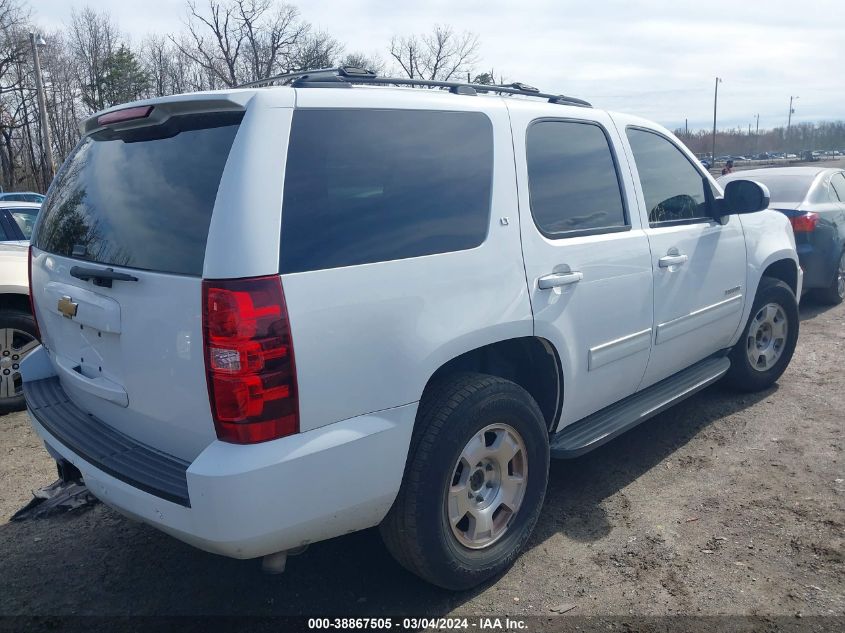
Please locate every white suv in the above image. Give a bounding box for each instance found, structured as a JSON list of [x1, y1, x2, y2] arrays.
[[23, 68, 800, 590]]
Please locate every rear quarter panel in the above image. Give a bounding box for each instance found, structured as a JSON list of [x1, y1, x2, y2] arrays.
[[0, 244, 27, 295], [278, 90, 533, 432]]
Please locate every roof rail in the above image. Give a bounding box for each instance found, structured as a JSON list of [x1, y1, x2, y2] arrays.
[[236, 66, 592, 108]]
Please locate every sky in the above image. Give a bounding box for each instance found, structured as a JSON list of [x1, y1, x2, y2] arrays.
[[33, 0, 845, 132]]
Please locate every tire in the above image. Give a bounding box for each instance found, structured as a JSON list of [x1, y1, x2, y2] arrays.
[[380, 373, 550, 590], [812, 249, 845, 306], [724, 277, 799, 393], [0, 309, 39, 415]]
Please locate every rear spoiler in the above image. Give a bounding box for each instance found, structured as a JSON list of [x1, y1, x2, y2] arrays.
[[80, 92, 254, 136]]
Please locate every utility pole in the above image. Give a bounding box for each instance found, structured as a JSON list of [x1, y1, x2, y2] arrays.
[[30, 31, 55, 187], [711, 77, 722, 162], [786, 96, 798, 154], [755, 113, 760, 155]]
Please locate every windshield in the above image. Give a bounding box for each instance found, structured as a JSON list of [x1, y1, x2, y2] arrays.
[[33, 111, 243, 276]]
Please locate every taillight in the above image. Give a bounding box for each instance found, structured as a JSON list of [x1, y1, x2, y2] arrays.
[[789, 212, 819, 233], [202, 276, 299, 444], [27, 246, 40, 339]]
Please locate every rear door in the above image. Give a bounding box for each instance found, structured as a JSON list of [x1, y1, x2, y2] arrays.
[[619, 123, 746, 388], [30, 104, 249, 461], [508, 104, 654, 428]]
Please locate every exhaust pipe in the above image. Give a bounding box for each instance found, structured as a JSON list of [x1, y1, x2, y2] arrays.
[[261, 545, 309, 574]]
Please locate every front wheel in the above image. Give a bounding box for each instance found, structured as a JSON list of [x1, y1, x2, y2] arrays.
[[724, 277, 799, 392], [380, 373, 549, 590]]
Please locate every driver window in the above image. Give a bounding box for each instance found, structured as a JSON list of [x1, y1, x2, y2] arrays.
[[626, 128, 710, 225]]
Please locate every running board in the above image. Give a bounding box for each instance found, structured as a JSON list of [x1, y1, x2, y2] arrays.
[[550, 356, 730, 458]]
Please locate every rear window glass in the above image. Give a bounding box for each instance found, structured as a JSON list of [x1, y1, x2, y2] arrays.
[[10, 207, 39, 239], [727, 174, 813, 204], [280, 109, 493, 274], [33, 112, 243, 275]]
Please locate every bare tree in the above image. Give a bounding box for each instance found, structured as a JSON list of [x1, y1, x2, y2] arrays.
[[237, 0, 308, 79], [389, 25, 479, 81], [338, 51, 385, 74], [173, 0, 331, 87], [38, 30, 80, 161], [69, 7, 120, 111]]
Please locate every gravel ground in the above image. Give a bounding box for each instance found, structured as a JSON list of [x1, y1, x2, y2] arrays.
[[0, 300, 843, 626]]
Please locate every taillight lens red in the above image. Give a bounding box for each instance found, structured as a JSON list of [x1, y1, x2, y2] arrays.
[[97, 105, 153, 126], [789, 212, 819, 233], [202, 276, 298, 444], [27, 246, 40, 339]]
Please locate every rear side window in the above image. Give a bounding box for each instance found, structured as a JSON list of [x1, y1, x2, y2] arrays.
[[33, 112, 243, 276], [526, 120, 627, 235], [280, 109, 493, 274], [626, 127, 710, 225]]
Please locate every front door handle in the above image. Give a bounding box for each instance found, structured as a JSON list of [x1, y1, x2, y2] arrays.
[[538, 271, 583, 289], [658, 254, 689, 268]]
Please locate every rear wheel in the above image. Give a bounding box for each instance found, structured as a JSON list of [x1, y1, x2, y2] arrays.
[[380, 373, 549, 590], [0, 310, 39, 414], [813, 249, 845, 306], [724, 277, 798, 392]]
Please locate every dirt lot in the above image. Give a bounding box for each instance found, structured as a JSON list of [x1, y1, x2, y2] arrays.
[[0, 300, 843, 626]]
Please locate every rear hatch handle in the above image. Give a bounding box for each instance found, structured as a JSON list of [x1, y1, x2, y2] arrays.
[[70, 266, 139, 288]]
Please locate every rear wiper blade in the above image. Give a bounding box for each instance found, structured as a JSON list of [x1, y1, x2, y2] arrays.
[[70, 266, 139, 288]]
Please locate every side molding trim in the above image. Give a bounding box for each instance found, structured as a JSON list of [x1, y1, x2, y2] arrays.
[[588, 328, 652, 371]]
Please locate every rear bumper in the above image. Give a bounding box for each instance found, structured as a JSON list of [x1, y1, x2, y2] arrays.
[[797, 242, 835, 291], [24, 356, 416, 559]]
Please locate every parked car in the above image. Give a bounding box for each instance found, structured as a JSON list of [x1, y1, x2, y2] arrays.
[[22, 68, 800, 590], [0, 242, 38, 413], [802, 151, 820, 162], [0, 192, 45, 204], [0, 202, 41, 243], [719, 167, 845, 304]]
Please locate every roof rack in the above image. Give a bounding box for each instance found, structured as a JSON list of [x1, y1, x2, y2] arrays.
[[237, 66, 592, 108]]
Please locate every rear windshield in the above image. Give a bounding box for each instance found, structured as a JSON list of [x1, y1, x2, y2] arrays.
[[33, 111, 243, 276], [9, 207, 39, 239], [734, 174, 814, 204], [280, 109, 493, 274]]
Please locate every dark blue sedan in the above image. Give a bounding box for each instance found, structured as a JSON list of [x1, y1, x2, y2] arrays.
[[719, 167, 845, 305]]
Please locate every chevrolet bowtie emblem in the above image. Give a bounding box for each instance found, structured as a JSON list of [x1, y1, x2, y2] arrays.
[[58, 296, 78, 319]]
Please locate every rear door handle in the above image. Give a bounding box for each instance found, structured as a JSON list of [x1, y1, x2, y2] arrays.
[[658, 254, 688, 268], [538, 271, 583, 289]]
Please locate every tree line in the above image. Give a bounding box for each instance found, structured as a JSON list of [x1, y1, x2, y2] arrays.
[[7, 0, 845, 194], [5, 0, 488, 192], [675, 121, 845, 158]]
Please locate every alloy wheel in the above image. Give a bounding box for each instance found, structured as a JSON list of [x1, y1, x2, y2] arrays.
[[446, 423, 528, 549], [745, 303, 788, 372], [0, 328, 38, 401]]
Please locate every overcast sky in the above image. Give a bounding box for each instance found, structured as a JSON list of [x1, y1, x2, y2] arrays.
[[34, 0, 844, 132]]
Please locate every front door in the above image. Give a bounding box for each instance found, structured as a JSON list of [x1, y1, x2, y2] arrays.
[[621, 124, 746, 388], [509, 108, 654, 429]]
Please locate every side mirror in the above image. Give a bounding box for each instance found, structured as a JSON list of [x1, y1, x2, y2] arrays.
[[722, 179, 770, 214]]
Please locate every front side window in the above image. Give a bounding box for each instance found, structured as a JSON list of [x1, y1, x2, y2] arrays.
[[280, 109, 493, 274], [526, 120, 627, 235], [627, 128, 710, 225]]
